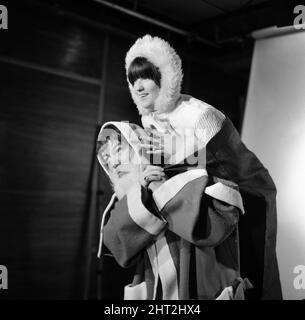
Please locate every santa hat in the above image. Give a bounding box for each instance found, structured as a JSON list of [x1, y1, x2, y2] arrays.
[[96, 121, 150, 258], [125, 35, 183, 114]]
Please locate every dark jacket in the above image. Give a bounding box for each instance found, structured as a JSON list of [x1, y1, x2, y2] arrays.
[[205, 117, 282, 300]]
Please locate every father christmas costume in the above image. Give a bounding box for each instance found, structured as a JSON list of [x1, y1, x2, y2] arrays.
[[125, 35, 282, 299], [96, 121, 250, 300]]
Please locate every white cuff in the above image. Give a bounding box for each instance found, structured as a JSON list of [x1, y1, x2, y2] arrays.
[[153, 169, 208, 211], [127, 183, 167, 235], [205, 182, 245, 214]]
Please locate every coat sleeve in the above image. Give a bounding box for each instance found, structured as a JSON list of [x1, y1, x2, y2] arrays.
[[194, 106, 225, 145], [103, 182, 167, 268], [152, 169, 242, 248]]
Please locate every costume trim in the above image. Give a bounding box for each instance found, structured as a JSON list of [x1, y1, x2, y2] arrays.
[[146, 232, 179, 300], [127, 183, 167, 235], [205, 182, 245, 214], [153, 169, 208, 211], [146, 243, 159, 300], [124, 282, 147, 300], [216, 286, 234, 300], [97, 193, 117, 258], [155, 235, 179, 299]]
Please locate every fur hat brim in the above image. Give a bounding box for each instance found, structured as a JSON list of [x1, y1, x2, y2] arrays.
[[125, 35, 183, 115]]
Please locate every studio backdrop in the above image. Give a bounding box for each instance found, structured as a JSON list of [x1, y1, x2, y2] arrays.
[[242, 26, 305, 300]]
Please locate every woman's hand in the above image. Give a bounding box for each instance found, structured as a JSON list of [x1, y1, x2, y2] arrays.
[[139, 164, 165, 188], [140, 129, 176, 160]]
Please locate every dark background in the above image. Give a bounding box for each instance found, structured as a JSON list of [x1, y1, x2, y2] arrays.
[[0, 0, 296, 299]]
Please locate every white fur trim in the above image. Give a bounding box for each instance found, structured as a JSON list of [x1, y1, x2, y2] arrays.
[[125, 35, 183, 114], [216, 286, 234, 300], [146, 232, 179, 300], [146, 243, 159, 300], [97, 193, 117, 258], [153, 169, 208, 211], [205, 182, 245, 214], [127, 183, 167, 235], [155, 235, 179, 300], [124, 282, 147, 300]]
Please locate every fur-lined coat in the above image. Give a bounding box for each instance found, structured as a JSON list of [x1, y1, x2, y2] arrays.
[[124, 34, 282, 299], [102, 167, 249, 300]]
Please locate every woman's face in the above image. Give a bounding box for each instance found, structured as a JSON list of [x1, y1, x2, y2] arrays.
[[132, 78, 160, 113]]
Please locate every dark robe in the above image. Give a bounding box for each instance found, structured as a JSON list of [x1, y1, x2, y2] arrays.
[[205, 117, 282, 300]]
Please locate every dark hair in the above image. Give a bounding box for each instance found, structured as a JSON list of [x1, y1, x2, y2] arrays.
[[127, 57, 161, 87]]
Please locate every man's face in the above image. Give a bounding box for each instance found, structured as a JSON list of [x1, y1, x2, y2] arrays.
[[103, 138, 140, 199], [131, 78, 160, 114]]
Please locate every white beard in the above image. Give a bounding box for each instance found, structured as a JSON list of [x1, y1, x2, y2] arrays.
[[112, 172, 139, 200]]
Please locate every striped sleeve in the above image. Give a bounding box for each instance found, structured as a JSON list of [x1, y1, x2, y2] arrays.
[[195, 107, 225, 145]]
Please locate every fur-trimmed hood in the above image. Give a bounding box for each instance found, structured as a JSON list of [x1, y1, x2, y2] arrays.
[[125, 35, 183, 115]]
